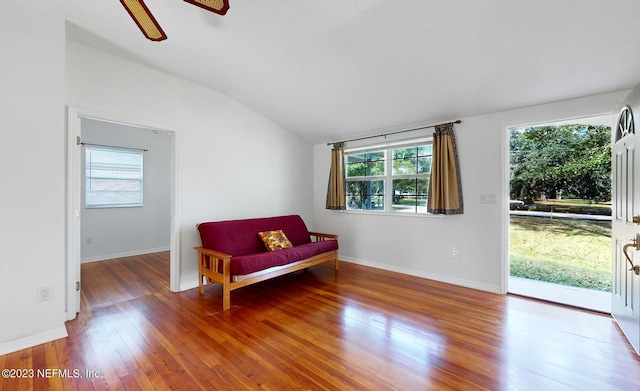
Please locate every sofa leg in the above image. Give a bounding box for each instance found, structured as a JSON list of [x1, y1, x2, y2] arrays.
[[199, 275, 204, 294], [222, 284, 231, 310]]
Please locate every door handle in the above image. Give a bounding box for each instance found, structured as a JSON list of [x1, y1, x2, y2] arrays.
[[623, 234, 640, 275]]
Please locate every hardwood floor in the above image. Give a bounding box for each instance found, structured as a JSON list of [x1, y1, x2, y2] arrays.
[[1, 252, 639, 390]]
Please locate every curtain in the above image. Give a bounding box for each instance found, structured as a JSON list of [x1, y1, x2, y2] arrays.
[[326, 142, 346, 210], [428, 123, 464, 215]]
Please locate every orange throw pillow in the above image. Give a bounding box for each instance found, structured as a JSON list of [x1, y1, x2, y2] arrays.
[[258, 230, 293, 251]]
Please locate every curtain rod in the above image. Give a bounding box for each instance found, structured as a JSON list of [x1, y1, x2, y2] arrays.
[[81, 142, 148, 152], [326, 120, 461, 146]]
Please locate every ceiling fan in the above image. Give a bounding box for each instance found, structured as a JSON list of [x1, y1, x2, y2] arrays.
[[120, 0, 230, 41]]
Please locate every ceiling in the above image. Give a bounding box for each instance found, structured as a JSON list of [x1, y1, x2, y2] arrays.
[[29, 0, 640, 144]]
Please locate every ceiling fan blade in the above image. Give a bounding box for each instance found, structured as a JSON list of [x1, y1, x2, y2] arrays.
[[184, 0, 230, 15], [120, 0, 167, 41]]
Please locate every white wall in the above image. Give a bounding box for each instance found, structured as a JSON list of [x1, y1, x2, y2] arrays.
[[80, 118, 172, 262], [66, 41, 314, 290], [313, 90, 630, 293], [1, 0, 631, 357], [0, 2, 68, 354]]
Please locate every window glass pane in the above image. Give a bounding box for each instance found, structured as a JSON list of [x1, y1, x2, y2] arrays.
[[85, 146, 143, 208], [417, 156, 431, 174], [394, 147, 417, 159], [85, 181, 141, 206], [346, 154, 365, 177], [417, 177, 429, 194], [346, 180, 384, 210], [418, 144, 432, 156], [346, 151, 385, 177], [417, 145, 432, 174], [392, 147, 417, 175], [392, 178, 429, 213], [392, 195, 427, 213]]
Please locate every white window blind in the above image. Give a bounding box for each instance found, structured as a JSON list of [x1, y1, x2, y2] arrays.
[[85, 145, 144, 208]]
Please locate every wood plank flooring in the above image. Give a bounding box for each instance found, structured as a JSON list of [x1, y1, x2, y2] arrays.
[[1, 251, 639, 390]]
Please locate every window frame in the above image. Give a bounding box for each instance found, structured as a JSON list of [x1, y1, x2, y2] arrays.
[[344, 138, 434, 215], [84, 145, 144, 209]]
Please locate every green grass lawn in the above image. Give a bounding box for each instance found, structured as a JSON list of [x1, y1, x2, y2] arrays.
[[510, 215, 612, 291]]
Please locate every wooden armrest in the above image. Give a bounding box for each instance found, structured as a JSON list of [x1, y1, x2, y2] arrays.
[[308, 231, 339, 240], [194, 246, 232, 260], [194, 247, 232, 298]]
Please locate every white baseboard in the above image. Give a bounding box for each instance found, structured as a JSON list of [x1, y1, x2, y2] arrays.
[[179, 257, 502, 295], [0, 326, 68, 356], [340, 256, 502, 294], [179, 279, 200, 292], [81, 246, 170, 263]]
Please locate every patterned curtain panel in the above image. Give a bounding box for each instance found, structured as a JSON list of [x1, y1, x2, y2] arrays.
[[326, 142, 346, 210], [428, 123, 464, 215]]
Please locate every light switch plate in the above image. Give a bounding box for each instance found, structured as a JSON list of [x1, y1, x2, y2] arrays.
[[481, 194, 496, 204]]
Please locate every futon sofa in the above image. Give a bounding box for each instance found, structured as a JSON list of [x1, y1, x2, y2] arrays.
[[195, 215, 339, 310]]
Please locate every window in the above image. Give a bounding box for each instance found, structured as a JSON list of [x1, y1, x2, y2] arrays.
[[85, 146, 144, 208], [345, 140, 432, 214]]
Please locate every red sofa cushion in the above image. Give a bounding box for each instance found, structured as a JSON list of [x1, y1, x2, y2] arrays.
[[198, 215, 312, 257], [230, 240, 338, 275]]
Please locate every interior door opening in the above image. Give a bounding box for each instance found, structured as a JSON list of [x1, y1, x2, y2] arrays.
[[508, 114, 613, 313], [80, 118, 171, 264], [66, 107, 179, 320]]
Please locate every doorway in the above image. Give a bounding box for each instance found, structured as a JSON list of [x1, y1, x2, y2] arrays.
[[507, 115, 613, 312], [80, 118, 171, 263], [66, 107, 180, 319]]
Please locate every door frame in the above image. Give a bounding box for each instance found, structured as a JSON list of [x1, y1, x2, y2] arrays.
[[66, 106, 181, 320], [501, 112, 616, 300]]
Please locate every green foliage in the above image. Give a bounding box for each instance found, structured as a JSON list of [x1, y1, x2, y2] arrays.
[[392, 178, 428, 195], [510, 124, 611, 201], [346, 152, 385, 177], [392, 146, 432, 175]]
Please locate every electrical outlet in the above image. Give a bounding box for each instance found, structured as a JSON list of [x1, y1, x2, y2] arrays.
[[38, 287, 51, 302], [452, 249, 459, 259]]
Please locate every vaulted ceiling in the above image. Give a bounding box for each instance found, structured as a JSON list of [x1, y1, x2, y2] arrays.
[[29, 0, 640, 144]]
